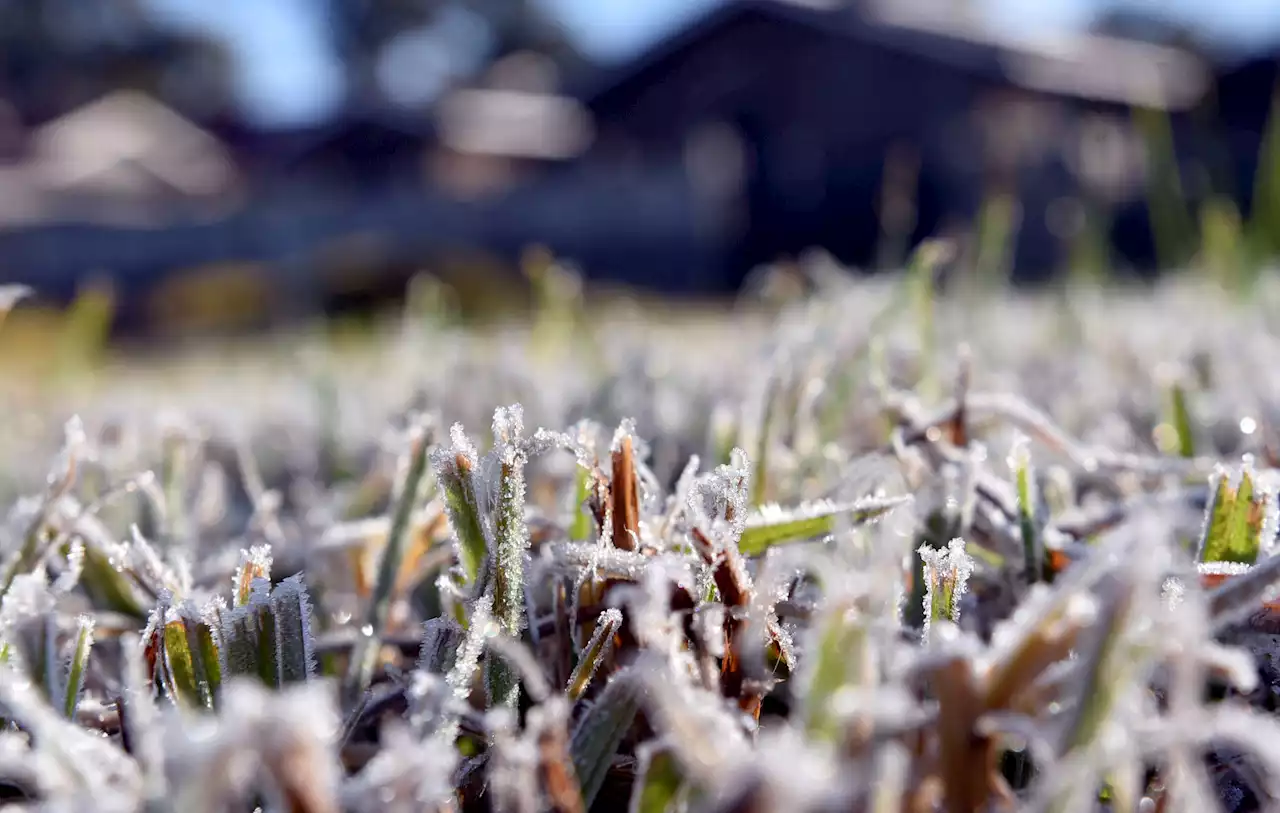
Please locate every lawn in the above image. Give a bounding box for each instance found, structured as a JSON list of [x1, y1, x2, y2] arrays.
[[0, 252, 1278, 812]]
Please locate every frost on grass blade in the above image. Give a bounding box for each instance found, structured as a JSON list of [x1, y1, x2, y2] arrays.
[[162, 611, 203, 708], [1007, 431, 1044, 585], [489, 404, 531, 709], [1198, 464, 1270, 566], [432, 422, 488, 585], [420, 591, 492, 743], [567, 607, 621, 701], [194, 601, 223, 704], [348, 421, 431, 705], [232, 545, 272, 607], [218, 578, 285, 689], [571, 668, 641, 809], [62, 615, 93, 719], [919, 538, 974, 642], [270, 574, 316, 685], [418, 616, 466, 676], [737, 495, 911, 557], [610, 420, 641, 552]]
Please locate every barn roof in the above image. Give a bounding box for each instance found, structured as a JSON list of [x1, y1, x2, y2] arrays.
[[577, 0, 1210, 114]]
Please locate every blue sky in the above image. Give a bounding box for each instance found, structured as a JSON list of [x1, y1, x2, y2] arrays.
[[145, 0, 1280, 128]]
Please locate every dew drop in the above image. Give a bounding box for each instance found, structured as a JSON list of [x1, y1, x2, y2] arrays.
[[1241, 416, 1258, 435]]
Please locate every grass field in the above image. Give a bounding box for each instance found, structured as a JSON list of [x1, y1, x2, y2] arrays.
[[2, 250, 1280, 812]]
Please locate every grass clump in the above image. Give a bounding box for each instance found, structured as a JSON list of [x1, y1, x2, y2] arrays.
[[4, 261, 1280, 812]]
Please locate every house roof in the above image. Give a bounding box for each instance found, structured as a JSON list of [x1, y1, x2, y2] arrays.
[[578, 0, 1210, 114], [435, 88, 594, 160], [23, 89, 240, 199]]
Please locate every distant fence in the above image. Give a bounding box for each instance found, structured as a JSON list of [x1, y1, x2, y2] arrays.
[[0, 165, 729, 335]]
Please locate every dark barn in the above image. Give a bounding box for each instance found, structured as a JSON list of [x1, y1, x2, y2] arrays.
[[575, 0, 1213, 288]]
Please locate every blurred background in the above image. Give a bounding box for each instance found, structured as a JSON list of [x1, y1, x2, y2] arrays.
[[1, 0, 1279, 345]]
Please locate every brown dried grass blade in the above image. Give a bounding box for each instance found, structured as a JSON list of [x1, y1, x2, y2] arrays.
[[537, 714, 586, 813], [611, 435, 640, 552], [930, 656, 990, 813]]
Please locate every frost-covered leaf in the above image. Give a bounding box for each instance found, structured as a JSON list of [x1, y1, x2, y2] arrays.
[[433, 422, 488, 585], [418, 616, 466, 676], [61, 614, 93, 719], [567, 607, 621, 701], [232, 545, 272, 607], [1198, 464, 1270, 566], [1007, 431, 1045, 584], [489, 404, 531, 709], [571, 669, 640, 808], [348, 422, 431, 703], [163, 613, 204, 708], [610, 422, 641, 552], [270, 574, 316, 685], [919, 538, 974, 641], [737, 495, 911, 556]]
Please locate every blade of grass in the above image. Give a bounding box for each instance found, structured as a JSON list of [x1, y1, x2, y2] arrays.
[[566, 608, 621, 701], [571, 670, 640, 809], [737, 495, 911, 556], [434, 424, 488, 586], [489, 404, 530, 710], [62, 615, 93, 719], [346, 421, 431, 706]]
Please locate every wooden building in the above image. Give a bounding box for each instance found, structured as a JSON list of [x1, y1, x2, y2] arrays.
[[574, 0, 1212, 285]]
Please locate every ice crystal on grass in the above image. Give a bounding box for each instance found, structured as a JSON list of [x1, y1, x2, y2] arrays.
[[488, 404, 531, 709], [919, 537, 975, 640], [8, 272, 1280, 811]]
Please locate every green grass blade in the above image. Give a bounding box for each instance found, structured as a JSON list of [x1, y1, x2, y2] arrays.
[[163, 616, 203, 707], [571, 671, 640, 809], [919, 538, 974, 642], [1168, 380, 1196, 459], [79, 544, 148, 619], [567, 607, 621, 702], [1008, 433, 1043, 584], [751, 377, 777, 507], [488, 404, 530, 710], [434, 424, 488, 585], [569, 463, 593, 542], [1199, 467, 1265, 566], [737, 496, 911, 557], [347, 422, 431, 704], [194, 614, 222, 706], [802, 600, 867, 743], [62, 615, 93, 719]]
